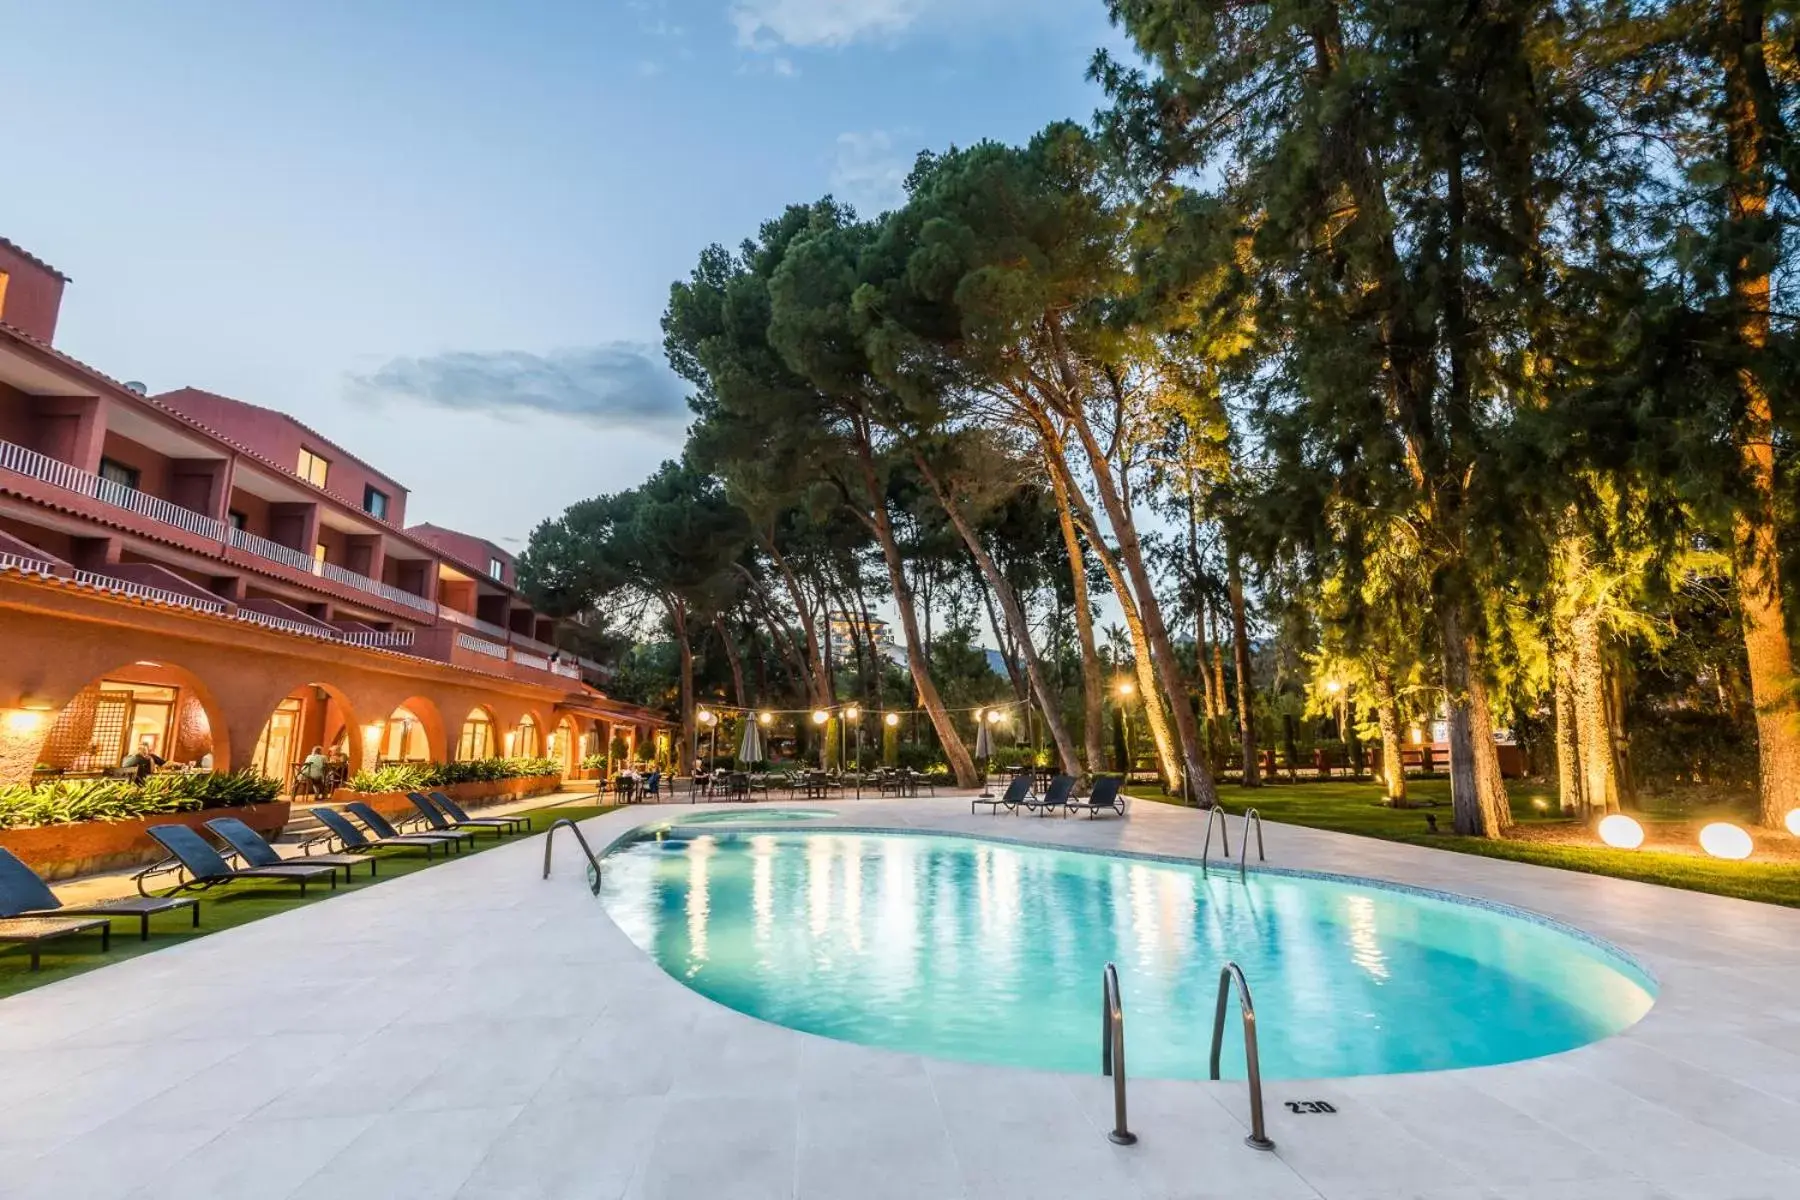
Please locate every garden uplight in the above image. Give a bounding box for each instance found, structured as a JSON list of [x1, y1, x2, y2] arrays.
[[1699, 822, 1753, 860], [1597, 814, 1644, 850]]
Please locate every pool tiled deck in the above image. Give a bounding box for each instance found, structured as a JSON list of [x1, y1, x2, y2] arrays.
[[2, 795, 1798, 1199]]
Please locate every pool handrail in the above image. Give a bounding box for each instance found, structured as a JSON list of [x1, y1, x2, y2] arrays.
[[1100, 962, 1136, 1145], [1209, 962, 1276, 1151], [1237, 808, 1266, 881], [542, 818, 603, 896], [1200, 805, 1231, 874]]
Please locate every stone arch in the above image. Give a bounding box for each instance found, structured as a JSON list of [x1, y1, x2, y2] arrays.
[[452, 704, 500, 761], [550, 714, 581, 778], [24, 659, 232, 781], [369, 694, 447, 766]]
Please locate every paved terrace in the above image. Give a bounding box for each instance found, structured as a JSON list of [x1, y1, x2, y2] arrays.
[[2, 794, 1797, 1199]]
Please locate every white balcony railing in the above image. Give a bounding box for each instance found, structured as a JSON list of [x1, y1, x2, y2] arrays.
[[439, 605, 511, 639], [237, 608, 336, 638], [339, 629, 416, 649], [0, 551, 58, 577], [226, 526, 313, 573], [72, 570, 227, 615], [316, 560, 437, 615], [457, 632, 509, 660], [0, 439, 231, 541], [552, 660, 582, 679], [226, 523, 434, 617], [513, 632, 558, 656], [512, 649, 550, 670]]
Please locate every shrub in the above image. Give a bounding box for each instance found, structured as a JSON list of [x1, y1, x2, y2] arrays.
[[343, 757, 563, 794], [0, 769, 279, 830], [346, 764, 432, 794]]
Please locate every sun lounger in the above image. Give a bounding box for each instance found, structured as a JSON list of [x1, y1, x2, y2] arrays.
[[430, 791, 530, 834], [307, 807, 452, 860], [345, 802, 472, 852], [407, 792, 512, 839], [141, 824, 340, 896], [1020, 774, 1075, 817], [205, 816, 373, 883], [0, 916, 109, 970], [0, 847, 198, 942], [971, 774, 1032, 815], [1066, 775, 1127, 819]]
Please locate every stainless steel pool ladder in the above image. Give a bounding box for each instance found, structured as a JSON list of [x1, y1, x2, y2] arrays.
[[1237, 808, 1266, 881], [1200, 806, 1231, 873], [1209, 962, 1276, 1151], [542, 818, 603, 896], [1100, 962, 1136, 1145]]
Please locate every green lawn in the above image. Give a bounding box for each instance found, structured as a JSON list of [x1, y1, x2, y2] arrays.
[[1131, 779, 1800, 908], [0, 802, 617, 998]]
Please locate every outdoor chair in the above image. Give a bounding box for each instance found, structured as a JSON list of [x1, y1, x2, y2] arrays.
[[431, 791, 530, 834], [1020, 774, 1075, 817], [0, 915, 109, 971], [1066, 775, 1128, 819], [206, 816, 373, 883], [643, 771, 662, 802], [407, 792, 506, 840], [344, 803, 472, 852], [971, 773, 1031, 816], [907, 769, 936, 797], [307, 807, 453, 860], [0, 846, 196, 943], [140, 824, 341, 896]]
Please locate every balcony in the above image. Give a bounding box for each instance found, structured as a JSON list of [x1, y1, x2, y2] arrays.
[[440, 605, 511, 640], [0, 437, 436, 619]]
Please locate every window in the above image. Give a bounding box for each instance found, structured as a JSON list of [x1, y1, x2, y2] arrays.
[[0, 271, 9, 317], [228, 510, 247, 531], [363, 485, 389, 520], [488, 557, 505, 581], [297, 448, 329, 488], [313, 544, 328, 572], [98, 458, 140, 490], [457, 710, 494, 760]]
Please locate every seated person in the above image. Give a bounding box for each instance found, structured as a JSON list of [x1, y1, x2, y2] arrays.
[[120, 739, 166, 784]]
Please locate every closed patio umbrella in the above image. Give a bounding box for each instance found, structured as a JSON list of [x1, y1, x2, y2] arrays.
[[974, 719, 993, 760], [738, 718, 764, 765]]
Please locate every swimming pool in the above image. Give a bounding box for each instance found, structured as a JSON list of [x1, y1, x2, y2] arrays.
[[600, 829, 1655, 1080], [667, 809, 839, 825]]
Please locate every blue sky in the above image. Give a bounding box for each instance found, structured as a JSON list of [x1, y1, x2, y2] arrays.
[[4, 0, 1122, 550]]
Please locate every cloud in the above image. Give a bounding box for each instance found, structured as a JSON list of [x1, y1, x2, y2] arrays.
[[731, 0, 930, 49], [348, 343, 690, 434], [830, 130, 914, 216]]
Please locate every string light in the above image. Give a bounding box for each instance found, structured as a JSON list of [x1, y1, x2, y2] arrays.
[[884, 713, 899, 727]]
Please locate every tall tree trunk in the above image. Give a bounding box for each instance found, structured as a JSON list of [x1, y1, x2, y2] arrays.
[[760, 536, 833, 708], [1722, 0, 1800, 828], [1044, 441, 1183, 790], [853, 432, 977, 786], [918, 456, 1083, 775], [715, 613, 748, 709], [1439, 601, 1510, 837], [1059, 409, 1217, 804], [1570, 606, 1620, 817], [1228, 546, 1260, 787], [1048, 449, 1109, 775], [672, 598, 695, 777], [1374, 664, 1407, 805], [1211, 612, 1229, 731], [1553, 660, 1583, 816]]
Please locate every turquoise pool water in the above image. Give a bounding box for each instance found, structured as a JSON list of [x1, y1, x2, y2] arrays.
[[600, 829, 1656, 1080], [670, 809, 838, 825]]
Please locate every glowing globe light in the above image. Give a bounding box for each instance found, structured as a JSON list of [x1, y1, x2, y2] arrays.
[[812, 709, 829, 725], [1699, 822, 1753, 861], [758, 712, 773, 726], [884, 713, 899, 727], [988, 709, 1003, 724], [1596, 814, 1644, 850], [1786, 809, 1800, 837], [844, 706, 859, 721]]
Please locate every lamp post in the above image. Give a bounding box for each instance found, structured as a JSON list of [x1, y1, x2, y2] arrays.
[[845, 706, 861, 797], [812, 708, 829, 770]]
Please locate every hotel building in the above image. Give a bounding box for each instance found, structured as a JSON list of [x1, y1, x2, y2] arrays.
[[0, 235, 665, 787]]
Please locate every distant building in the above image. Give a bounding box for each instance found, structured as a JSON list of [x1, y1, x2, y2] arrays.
[[0, 235, 664, 785], [826, 610, 892, 663]]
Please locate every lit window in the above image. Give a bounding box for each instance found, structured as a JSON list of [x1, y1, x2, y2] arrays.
[[457, 710, 494, 760], [488, 557, 504, 580], [313, 544, 327, 572], [0, 271, 9, 317], [98, 458, 140, 490], [297, 448, 329, 488], [363, 486, 389, 519]]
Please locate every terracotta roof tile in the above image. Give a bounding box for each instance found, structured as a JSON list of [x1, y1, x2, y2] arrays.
[[0, 237, 70, 283]]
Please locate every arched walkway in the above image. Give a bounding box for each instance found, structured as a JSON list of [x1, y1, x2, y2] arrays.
[[372, 695, 446, 765], [247, 682, 361, 792], [551, 716, 580, 778], [454, 705, 499, 760], [510, 711, 543, 758], [28, 660, 230, 780]]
